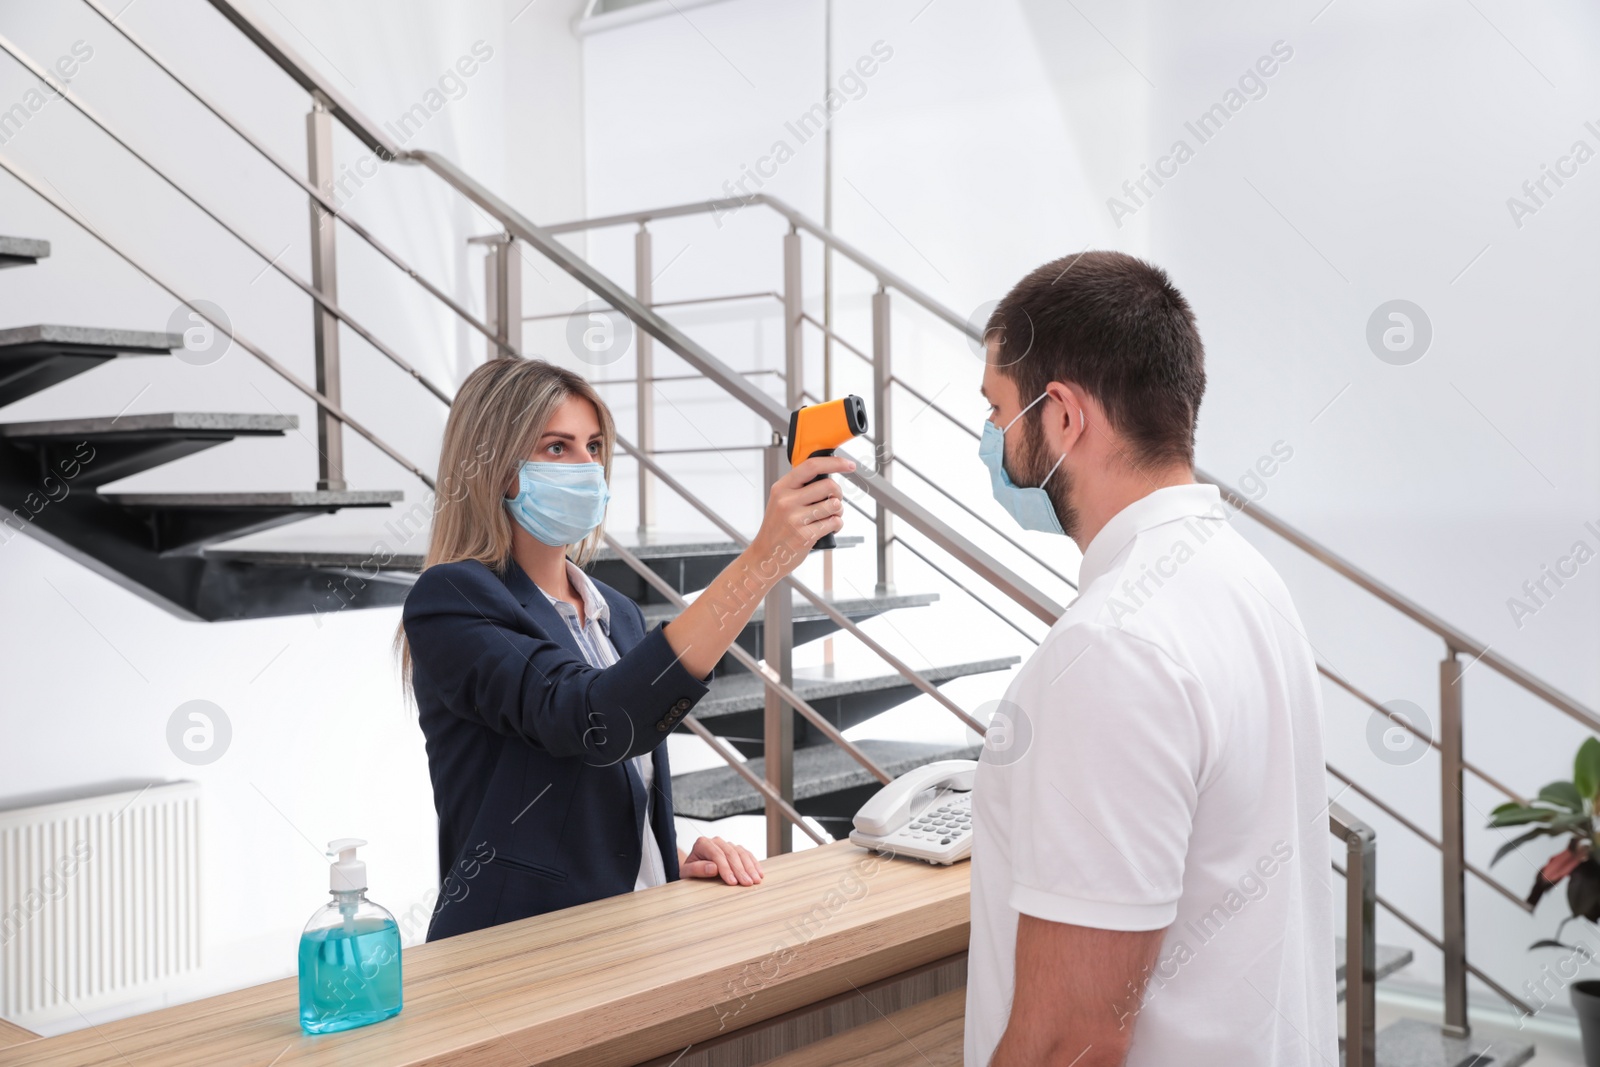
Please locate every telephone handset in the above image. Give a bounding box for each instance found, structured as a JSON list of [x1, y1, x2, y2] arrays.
[[849, 759, 978, 866]]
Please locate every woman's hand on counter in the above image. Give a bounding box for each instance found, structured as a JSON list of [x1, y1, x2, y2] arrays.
[[679, 836, 765, 886]]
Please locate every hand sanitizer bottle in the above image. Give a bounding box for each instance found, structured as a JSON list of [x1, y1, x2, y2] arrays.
[[297, 838, 403, 1034]]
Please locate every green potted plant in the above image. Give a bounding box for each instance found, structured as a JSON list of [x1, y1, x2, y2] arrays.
[[1489, 737, 1600, 1063]]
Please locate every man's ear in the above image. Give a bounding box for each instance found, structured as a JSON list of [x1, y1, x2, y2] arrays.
[[1045, 381, 1088, 453]]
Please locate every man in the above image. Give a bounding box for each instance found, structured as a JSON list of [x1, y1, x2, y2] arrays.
[[964, 251, 1337, 1066]]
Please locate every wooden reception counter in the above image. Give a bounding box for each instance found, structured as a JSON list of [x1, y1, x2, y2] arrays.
[[0, 840, 971, 1067]]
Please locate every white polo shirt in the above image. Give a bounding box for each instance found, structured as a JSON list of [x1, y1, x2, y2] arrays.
[[965, 483, 1337, 1066]]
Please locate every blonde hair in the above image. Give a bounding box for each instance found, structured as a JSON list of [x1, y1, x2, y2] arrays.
[[397, 357, 616, 685]]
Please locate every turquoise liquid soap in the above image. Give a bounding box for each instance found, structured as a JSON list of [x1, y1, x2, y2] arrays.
[[297, 838, 402, 1034]]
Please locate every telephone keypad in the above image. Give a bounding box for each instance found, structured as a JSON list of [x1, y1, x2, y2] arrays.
[[899, 793, 972, 844]]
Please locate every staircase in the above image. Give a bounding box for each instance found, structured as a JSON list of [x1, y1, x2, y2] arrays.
[[0, 249, 408, 621]]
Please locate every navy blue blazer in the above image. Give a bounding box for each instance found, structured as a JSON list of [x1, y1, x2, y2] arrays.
[[402, 558, 710, 941]]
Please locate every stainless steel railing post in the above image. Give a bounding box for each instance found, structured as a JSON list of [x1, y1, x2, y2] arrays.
[[1331, 803, 1377, 1067], [763, 443, 796, 856], [872, 285, 894, 596], [472, 233, 521, 360], [306, 94, 345, 491], [636, 224, 656, 532], [783, 228, 803, 409], [1440, 648, 1469, 1035]]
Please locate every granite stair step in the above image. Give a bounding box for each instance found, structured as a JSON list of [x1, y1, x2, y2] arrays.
[[101, 490, 402, 556], [0, 413, 295, 488], [0, 236, 49, 269], [206, 531, 867, 587], [1371, 1018, 1533, 1066], [687, 656, 1017, 757], [1335, 937, 1412, 1001], [672, 737, 986, 822], [588, 533, 864, 603], [0, 325, 178, 408], [640, 590, 939, 669]]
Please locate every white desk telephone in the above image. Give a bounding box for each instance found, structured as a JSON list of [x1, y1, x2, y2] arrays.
[[849, 758, 977, 865]]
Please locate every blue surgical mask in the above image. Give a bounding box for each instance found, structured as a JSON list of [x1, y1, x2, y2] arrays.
[[504, 461, 611, 546], [978, 392, 1066, 535]]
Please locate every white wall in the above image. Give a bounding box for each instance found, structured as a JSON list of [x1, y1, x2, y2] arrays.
[[572, 0, 1600, 1022]]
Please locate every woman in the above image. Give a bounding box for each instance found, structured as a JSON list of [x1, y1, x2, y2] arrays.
[[400, 356, 850, 940]]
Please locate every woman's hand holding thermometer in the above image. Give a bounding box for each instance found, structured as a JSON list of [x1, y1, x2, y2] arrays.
[[660, 395, 865, 680], [785, 396, 869, 551]]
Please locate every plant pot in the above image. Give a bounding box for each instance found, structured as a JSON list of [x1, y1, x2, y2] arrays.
[[1572, 980, 1600, 1066]]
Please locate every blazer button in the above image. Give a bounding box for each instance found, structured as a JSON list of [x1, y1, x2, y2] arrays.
[[656, 721, 669, 731], [674, 698, 691, 712]]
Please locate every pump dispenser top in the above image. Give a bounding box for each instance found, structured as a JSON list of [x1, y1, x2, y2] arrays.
[[329, 838, 367, 893]]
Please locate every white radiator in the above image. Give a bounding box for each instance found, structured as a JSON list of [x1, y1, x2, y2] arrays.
[[0, 781, 200, 1024]]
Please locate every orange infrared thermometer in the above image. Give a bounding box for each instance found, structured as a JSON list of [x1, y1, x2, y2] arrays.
[[786, 395, 868, 551]]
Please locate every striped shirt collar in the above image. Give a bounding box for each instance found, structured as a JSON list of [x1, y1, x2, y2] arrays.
[[536, 558, 611, 636]]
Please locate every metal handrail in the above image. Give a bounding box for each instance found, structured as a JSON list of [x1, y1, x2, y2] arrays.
[[614, 434, 988, 736], [600, 534, 890, 794], [799, 311, 871, 366], [0, 32, 456, 408], [886, 533, 1042, 647], [678, 714, 826, 847], [1334, 861, 1538, 1018], [542, 193, 972, 338], [891, 374, 982, 444], [171, 0, 1061, 626], [892, 454, 1078, 591], [207, 0, 398, 159], [523, 290, 781, 323], [1203, 474, 1600, 731], [405, 148, 1065, 627], [80, 0, 515, 358], [1325, 764, 1531, 913], [593, 370, 781, 387], [535, 191, 1600, 736], [1319, 663, 1522, 804], [0, 154, 435, 489]]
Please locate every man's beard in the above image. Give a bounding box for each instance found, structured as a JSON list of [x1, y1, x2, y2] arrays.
[[1008, 415, 1078, 539]]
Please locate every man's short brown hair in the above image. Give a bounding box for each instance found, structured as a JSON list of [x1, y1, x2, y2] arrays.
[[986, 251, 1205, 470]]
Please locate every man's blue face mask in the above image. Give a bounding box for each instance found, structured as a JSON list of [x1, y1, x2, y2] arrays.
[[505, 460, 611, 546], [978, 391, 1067, 536]]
